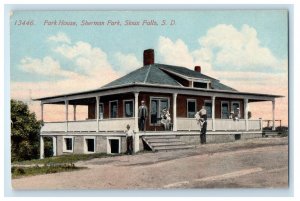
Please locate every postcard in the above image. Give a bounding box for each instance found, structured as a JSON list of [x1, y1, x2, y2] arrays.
[[10, 10, 288, 190]]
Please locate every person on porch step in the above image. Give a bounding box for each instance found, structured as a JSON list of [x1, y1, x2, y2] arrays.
[[161, 108, 171, 130], [125, 124, 134, 155], [138, 100, 148, 131]]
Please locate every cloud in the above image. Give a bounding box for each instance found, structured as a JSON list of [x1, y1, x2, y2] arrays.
[[19, 56, 77, 78], [158, 36, 195, 67], [114, 52, 142, 73], [199, 24, 286, 72], [47, 32, 71, 44], [54, 41, 118, 78]]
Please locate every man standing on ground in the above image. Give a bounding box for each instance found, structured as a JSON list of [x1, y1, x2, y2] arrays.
[[138, 100, 148, 131], [199, 105, 207, 144], [125, 124, 134, 155]]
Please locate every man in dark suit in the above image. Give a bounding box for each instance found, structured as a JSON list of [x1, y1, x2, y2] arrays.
[[138, 100, 148, 131]]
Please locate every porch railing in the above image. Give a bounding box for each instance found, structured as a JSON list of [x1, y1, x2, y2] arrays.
[[41, 118, 261, 133], [177, 118, 262, 131], [41, 118, 135, 132]]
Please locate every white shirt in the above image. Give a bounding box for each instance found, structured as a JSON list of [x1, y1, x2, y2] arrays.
[[126, 129, 134, 137]]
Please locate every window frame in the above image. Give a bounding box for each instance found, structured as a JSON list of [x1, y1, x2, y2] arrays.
[[221, 101, 230, 119], [63, 136, 74, 153], [98, 102, 104, 119], [149, 96, 170, 125], [84, 136, 96, 154], [109, 100, 118, 118], [186, 99, 197, 118], [123, 99, 134, 118], [204, 100, 212, 119]]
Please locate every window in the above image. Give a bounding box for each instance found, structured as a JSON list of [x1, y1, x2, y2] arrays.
[[221, 101, 229, 119], [193, 82, 208, 89], [84, 137, 95, 153], [109, 100, 118, 118], [99, 103, 104, 119], [204, 101, 212, 118], [231, 101, 241, 118], [231, 101, 240, 113], [150, 97, 169, 124], [107, 137, 121, 154], [187, 99, 197, 118], [63, 137, 74, 153], [124, 100, 134, 117]]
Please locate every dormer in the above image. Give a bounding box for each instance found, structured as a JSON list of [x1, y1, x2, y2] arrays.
[[159, 65, 212, 89]]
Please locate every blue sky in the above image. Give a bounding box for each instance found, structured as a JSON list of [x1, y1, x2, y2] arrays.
[[11, 10, 287, 82], [10, 10, 288, 124]]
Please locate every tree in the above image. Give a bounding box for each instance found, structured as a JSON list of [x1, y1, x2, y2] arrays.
[[11, 99, 42, 161]]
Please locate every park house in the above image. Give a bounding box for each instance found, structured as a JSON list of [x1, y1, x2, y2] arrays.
[[35, 49, 283, 158]]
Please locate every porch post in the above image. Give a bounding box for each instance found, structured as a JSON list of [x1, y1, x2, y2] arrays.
[[40, 136, 44, 159], [52, 136, 57, 156], [40, 103, 44, 121], [272, 99, 275, 130], [65, 100, 69, 132], [73, 105, 76, 121], [96, 96, 100, 132], [244, 98, 249, 131], [172, 93, 178, 131], [212, 96, 216, 131], [134, 92, 139, 132]]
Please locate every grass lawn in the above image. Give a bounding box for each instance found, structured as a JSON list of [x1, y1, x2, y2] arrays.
[[11, 164, 87, 179], [12, 153, 121, 166], [11, 153, 124, 178]]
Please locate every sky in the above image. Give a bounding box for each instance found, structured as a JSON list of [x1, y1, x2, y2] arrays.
[[10, 10, 288, 125]]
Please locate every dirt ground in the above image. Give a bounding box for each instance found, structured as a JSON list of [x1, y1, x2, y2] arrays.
[[12, 137, 289, 189]]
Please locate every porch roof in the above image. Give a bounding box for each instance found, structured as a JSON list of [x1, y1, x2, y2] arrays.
[[34, 82, 283, 104]]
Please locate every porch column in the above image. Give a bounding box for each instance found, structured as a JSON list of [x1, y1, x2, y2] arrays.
[[52, 136, 57, 156], [244, 98, 249, 131], [134, 92, 139, 132], [272, 99, 275, 130], [172, 93, 178, 131], [212, 96, 216, 131], [40, 136, 44, 159], [96, 96, 100, 132], [73, 105, 76, 121], [40, 103, 44, 121], [65, 100, 69, 132]]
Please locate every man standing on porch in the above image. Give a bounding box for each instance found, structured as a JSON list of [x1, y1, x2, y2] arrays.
[[138, 100, 148, 131]]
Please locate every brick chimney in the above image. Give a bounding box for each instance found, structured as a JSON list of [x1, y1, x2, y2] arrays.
[[194, 66, 201, 73], [143, 49, 154, 66]]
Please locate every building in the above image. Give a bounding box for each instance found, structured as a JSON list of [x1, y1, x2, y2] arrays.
[[35, 49, 282, 158]]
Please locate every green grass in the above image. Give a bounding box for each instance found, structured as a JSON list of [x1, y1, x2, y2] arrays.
[[11, 163, 86, 179], [12, 153, 122, 166]]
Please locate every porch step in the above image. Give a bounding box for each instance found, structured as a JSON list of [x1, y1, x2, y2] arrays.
[[154, 145, 194, 151], [142, 135, 194, 152], [143, 135, 176, 139]]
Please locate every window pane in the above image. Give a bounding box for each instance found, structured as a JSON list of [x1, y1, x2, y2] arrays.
[[222, 103, 229, 119], [124, 101, 133, 117], [110, 101, 118, 118], [151, 100, 158, 124], [160, 100, 168, 111], [205, 102, 212, 118], [187, 101, 196, 118], [65, 138, 72, 151], [99, 104, 104, 119], [87, 139, 94, 152]]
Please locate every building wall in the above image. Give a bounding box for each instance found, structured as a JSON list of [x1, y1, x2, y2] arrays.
[[56, 135, 127, 156], [87, 92, 245, 130]]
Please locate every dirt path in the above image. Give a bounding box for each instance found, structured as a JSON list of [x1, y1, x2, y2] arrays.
[[12, 137, 289, 189]]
